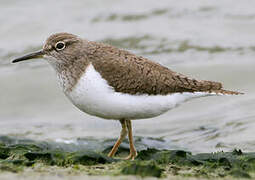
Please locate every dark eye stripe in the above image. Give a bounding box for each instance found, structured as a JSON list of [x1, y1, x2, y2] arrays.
[[52, 39, 78, 52]]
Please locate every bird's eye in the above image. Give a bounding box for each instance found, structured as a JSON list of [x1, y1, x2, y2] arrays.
[[55, 41, 65, 51]]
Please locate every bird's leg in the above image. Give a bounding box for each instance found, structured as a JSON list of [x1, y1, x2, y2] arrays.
[[125, 120, 138, 160], [108, 119, 127, 158]]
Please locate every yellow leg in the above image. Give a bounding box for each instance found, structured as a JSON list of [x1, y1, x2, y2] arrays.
[[108, 119, 127, 157], [125, 120, 137, 160]]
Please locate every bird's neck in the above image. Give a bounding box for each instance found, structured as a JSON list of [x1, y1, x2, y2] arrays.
[[50, 60, 89, 93]]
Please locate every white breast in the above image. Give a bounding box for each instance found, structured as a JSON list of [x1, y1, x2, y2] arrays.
[[66, 64, 214, 120]]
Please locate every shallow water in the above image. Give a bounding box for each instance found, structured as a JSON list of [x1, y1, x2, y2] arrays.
[[0, 0, 255, 153]]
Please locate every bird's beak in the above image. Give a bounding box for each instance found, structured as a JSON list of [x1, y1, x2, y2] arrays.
[[12, 50, 45, 63]]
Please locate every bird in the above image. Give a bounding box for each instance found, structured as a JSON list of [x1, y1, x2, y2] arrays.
[[12, 33, 243, 160]]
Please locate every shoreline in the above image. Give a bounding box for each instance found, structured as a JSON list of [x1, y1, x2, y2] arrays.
[[0, 136, 254, 179]]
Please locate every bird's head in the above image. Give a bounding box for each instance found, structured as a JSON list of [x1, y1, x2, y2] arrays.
[[12, 33, 85, 67]]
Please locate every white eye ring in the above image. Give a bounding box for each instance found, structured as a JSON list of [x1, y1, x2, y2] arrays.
[[55, 41, 65, 51]]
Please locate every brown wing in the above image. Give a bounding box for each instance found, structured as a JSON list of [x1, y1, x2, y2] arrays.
[[90, 42, 222, 95]]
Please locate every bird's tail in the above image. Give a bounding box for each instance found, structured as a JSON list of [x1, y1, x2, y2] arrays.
[[197, 80, 244, 95], [209, 89, 244, 95]]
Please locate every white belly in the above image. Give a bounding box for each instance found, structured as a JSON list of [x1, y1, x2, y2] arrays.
[[66, 64, 213, 120]]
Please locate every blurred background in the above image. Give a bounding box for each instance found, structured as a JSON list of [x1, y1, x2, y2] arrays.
[[0, 0, 254, 153]]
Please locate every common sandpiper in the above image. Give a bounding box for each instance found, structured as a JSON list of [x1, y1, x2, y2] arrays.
[[12, 33, 243, 160]]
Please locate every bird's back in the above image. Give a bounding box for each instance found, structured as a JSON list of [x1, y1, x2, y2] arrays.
[[86, 41, 240, 96]]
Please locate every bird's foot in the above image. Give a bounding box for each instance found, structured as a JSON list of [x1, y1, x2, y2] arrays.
[[124, 149, 138, 160]]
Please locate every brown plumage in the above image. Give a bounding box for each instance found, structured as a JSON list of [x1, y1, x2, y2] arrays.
[[84, 41, 242, 95], [41, 33, 243, 95]]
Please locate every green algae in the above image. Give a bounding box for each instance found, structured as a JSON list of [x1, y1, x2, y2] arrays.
[[100, 36, 248, 57], [91, 8, 168, 23], [102, 35, 151, 51], [67, 151, 116, 166], [136, 148, 255, 178], [1, 137, 255, 179], [121, 161, 163, 177]]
